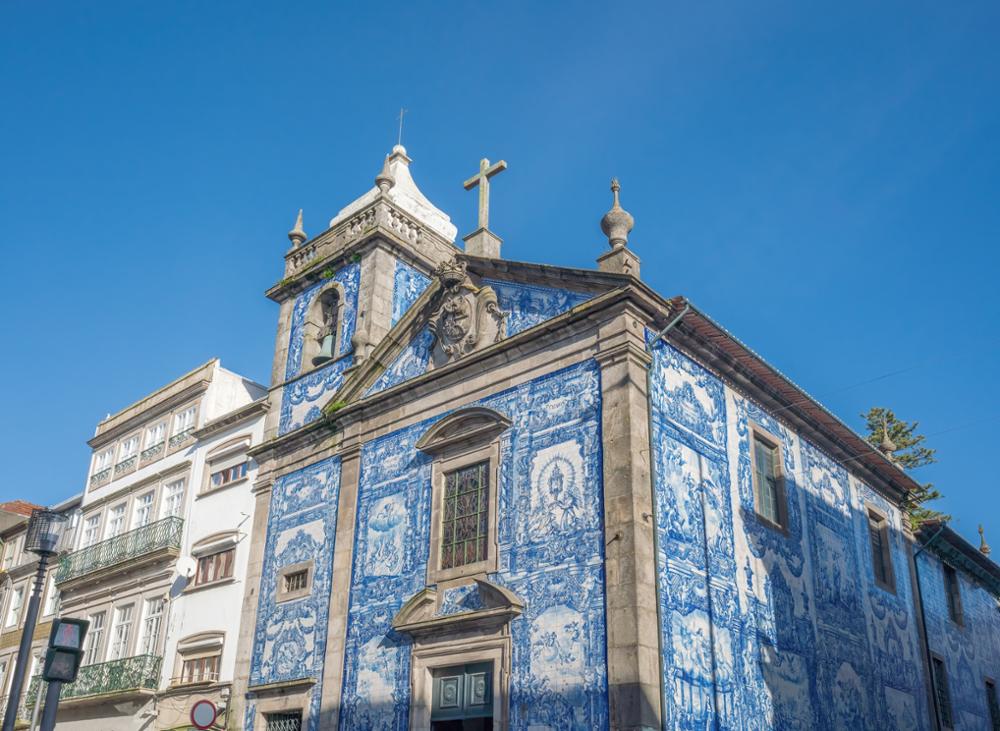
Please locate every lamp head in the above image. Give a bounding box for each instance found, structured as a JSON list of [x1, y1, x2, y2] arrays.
[[25, 510, 67, 556]]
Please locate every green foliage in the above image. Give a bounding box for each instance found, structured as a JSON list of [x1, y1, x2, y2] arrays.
[[862, 406, 947, 529], [321, 267, 335, 279], [350, 253, 362, 263], [327, 400, 348, 413]]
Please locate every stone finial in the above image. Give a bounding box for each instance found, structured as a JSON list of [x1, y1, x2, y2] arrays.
[[879, 417, 898, 464], [980, 524, 992, 556], [596, 177, 640, 277], [288, 209, 307, 248], [375, 154, 396, 193], [600, 178, 635, 250]]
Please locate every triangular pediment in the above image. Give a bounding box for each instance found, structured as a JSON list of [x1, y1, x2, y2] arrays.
[[320, 256, 623, 416], [391, 579, 525, 636]]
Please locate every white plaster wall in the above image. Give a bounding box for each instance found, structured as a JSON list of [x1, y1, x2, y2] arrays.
[[159, 410, 265, 688]]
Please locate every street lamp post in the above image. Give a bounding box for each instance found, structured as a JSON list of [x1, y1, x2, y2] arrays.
[[1, 510, 66, 731]]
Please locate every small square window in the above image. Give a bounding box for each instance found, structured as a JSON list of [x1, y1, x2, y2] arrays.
[[276, 562, 313, 603], [284, 570, 308, 593]]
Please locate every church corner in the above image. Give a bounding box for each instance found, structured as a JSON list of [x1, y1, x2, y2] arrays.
[[229, 145, 1000, 731]]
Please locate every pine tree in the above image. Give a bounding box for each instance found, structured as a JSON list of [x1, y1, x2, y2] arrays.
[[862, 407, 946, 529]]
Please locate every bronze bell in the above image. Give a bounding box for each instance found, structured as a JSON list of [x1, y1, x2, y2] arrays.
[[312, 334, 334, 366]]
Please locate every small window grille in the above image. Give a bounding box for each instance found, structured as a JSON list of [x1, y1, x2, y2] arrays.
[[284, 569, 309, 593], [265, 711, 303, 731]]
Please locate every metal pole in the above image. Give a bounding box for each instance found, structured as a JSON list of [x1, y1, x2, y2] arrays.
[[37, 681, 60, 731], [28, 676, 43, 731], [1, 553, 50, 731]]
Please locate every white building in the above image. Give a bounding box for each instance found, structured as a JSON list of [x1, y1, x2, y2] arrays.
[[47, 359, 265, 730]]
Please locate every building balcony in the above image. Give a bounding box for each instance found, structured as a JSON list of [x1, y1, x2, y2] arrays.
[[24, 654, 162, 709], [140, 441, 165, 463], [113, 454, 138, 477], [89, 467, 111, 488], [56, 516, 183, 586], [168, 428, 194, 449]]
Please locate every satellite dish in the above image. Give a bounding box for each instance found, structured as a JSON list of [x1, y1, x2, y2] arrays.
[[175, 556, 197, 579]]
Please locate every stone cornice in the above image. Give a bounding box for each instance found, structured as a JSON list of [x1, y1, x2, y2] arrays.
[[192, 398, 269, 440], [89, 378, 212, 449], [594, 340, 653, 369], [246, 676, 316, 695]]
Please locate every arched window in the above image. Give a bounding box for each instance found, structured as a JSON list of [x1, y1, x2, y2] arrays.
[[302, 284, 342, 369]]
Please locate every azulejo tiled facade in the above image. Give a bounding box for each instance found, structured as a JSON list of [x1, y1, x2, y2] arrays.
[[237, 146, 999, 731]]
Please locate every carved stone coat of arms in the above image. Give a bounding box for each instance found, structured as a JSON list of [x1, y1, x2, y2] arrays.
[[428, 260, 507, 369]]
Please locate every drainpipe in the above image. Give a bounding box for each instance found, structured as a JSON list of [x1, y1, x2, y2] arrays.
[[653, 303, 691, 346], [645, 302, 691, 724], [911, 524, 946, 731]]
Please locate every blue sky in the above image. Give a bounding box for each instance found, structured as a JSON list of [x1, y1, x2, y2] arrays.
[[1, 1, 997, 547]]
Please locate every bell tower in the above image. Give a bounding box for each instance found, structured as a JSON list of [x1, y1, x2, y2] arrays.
[[261, 145, 461, 441]]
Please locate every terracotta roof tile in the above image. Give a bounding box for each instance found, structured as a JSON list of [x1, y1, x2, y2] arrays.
[[0, 500, 43, 517]]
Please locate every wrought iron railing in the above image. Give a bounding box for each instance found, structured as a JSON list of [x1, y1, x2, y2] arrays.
[[25, 655, 162, 707], [56, 516, 183, 584]]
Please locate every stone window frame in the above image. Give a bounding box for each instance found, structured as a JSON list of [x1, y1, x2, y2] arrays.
[[276, 561, 313, 603], [931, 652, 955, 730], [252, 693, 310, 731], [300, 280, 346, 375], [410, 636, 509, 731], [864, 503, 896, 594], [428, 446, 499, 584], [90, 445, 116, 486], [171, 630, 225, 687], [417, 407, 511, 586], [942, 562, 964, 626], [188, 531, 240, 591], [114, 430, 142, 477], [167, 400, 201, 454], [748, 421, 789, 534], [199, 434, 253, 496]]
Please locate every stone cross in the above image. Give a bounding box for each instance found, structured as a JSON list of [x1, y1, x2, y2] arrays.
[[463, 158, 507, 231]]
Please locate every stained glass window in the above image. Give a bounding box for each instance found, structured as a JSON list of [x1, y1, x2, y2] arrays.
[[441, 462, 489, 571]]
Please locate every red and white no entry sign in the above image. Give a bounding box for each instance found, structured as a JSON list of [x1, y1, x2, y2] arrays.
[[190, 699, 218, 730]]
